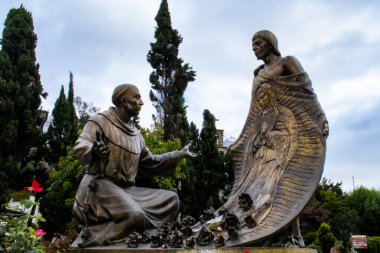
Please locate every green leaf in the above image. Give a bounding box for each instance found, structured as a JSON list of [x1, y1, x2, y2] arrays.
[[21, 199, 34, 209]]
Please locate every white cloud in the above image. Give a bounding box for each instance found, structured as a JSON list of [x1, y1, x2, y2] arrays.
[[277, 2, 380, 57], [323, 68, 380, 119]]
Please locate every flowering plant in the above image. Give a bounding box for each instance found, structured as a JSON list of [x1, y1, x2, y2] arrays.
[[24, 180, 44, 193], [0, 180, 46, 252]]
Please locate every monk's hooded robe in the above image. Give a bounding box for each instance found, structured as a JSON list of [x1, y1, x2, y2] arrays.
[[73, 107, 182, 247]]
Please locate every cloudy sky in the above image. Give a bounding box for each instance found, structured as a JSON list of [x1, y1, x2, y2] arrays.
[[1, 0, 380, 192]]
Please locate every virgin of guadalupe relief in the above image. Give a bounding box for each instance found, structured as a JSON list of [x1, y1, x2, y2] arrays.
[[219, 30, 329, 246], [222, 83, 298, 226]]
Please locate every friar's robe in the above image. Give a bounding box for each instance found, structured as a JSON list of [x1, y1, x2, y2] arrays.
[[73, 107, 182, 247]]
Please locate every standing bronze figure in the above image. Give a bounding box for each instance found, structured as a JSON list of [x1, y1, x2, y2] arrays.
[[72, 84, 196, 247], [221, 30, 328, 246]]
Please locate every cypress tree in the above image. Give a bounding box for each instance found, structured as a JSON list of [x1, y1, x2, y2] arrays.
[[198, 110, 226, 209], [46, 86, 70, 163], [199, 110, 220, 158], [188, 110, 233, 217], [67, 71, 78, 144], [189, 122, 200, 151], [46, 72, 79, 164], [0, 5, 46, 203], [177, 122, 200, 215], [147, 0, 196, 144]]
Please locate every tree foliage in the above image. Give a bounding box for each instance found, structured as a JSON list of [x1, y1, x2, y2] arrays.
[[39, 149, 84, 237], [147, 0, 196, 144], [317, 223, 337, 253], [136, 119, 233, 218], [0, 5, 46, 205], [174, 122, 200, 215], [74, 96, 100, 129], [300, 196, 329, 235], [46, 73, 79, 164], [67, 72, 78, 144], [302, 178, 359, 242], [137, 124, 199, 216], [315, 178, 344, 200], [346, 186, 380, 236], [46, 86, 70, 163], [319, 188, 359, 241], [137, 124, 189, 194], [301, 181, 380, 252], [186, 110, 233, 217]]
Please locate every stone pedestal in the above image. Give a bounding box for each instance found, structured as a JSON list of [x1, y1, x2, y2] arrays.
[[69, 247, 317, 253]]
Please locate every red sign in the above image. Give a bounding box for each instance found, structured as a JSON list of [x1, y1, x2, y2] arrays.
[[351, 235, 368, 249]]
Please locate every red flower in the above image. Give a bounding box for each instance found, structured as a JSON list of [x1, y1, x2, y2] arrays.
[[24, 180, 43, 193], [35, 229, 46, 237]]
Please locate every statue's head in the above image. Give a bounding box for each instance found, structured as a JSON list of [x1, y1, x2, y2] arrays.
[[112, 84, 136, 106], [112, 84, 143, 116], [256, 83, 277, 110], [252, 30, 281, 57]]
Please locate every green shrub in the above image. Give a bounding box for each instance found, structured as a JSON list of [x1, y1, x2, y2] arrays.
[[368, 237, 380, 253], [372, 237, 380, 250], [367, 240, 377, 253], [318, 223, 337, 253], [346, 238, 352, 252], [137, 126, 183, 191], [304, 231, 318, 246], [0, 195, 46, 252], [39, 149, 84, 237]]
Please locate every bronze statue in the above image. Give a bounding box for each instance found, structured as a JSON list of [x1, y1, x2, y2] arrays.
[[220, 30, 328, 246], [70, 30, 328, 249], [223, 83, 298, 226], [72, 84, 197, 247]]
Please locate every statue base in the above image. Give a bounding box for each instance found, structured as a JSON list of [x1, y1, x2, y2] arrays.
[[69, 246, 317, 253]]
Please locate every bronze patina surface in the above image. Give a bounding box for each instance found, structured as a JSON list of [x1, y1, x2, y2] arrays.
[[70, 30, 328, 249], [69, 246, 318, 253], [218, 30, 328, 246], [72, 84, 197, 247]]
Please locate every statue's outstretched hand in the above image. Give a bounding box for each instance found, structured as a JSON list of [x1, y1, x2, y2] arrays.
[[92, 131, 110, 159], [181, 143, 200, 158]]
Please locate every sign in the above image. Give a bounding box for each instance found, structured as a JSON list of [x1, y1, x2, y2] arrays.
[[351, 235, 368, 249]]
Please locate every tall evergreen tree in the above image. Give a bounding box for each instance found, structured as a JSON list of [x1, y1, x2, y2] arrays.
[[147, 0, 196, 144], [177, 121, 200, 215], [0, 5, 46, 203], [46, 73, 79, 164], [46, 86, 70, 163], [67, 71, 78, 144], [188, 110, 233, 217], [189, 122, 200, 152]]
